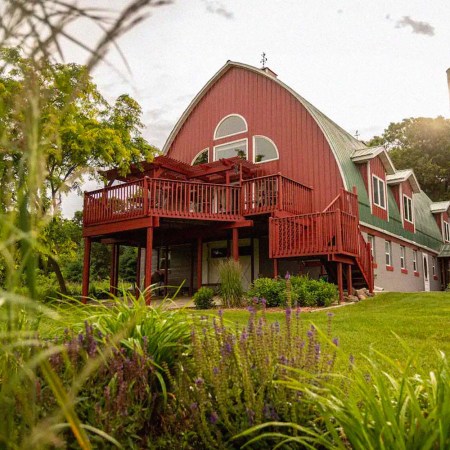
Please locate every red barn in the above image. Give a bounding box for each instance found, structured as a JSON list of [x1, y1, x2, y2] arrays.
[[82, 61, 450, 301]]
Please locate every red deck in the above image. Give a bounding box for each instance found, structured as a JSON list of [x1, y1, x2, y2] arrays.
[[83, 173, 313, 226]]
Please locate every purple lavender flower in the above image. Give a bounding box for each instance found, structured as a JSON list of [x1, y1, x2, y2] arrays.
[[349, 354, 355, 365], [332, 337, 339, 346], [190, 402, 198, 411], [279, 355, 288, 364], [194, 377, 204, 386], [240, 329, 248, 342], [285, 271, 291, 280], [210, 411, 219, 424], [213, 366, 219, 375], [218, 309, 223, 318], [327, 312, 334, 318], [285, 307, 292, 320], [261, 297, 267, 307], [247, 305, 255, 314]]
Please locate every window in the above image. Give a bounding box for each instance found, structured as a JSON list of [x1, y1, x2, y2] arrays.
[[253, 136, 279, 163], [432, 257, 436, 277], [214, 114, 247, 139], [367, 234, 376, 260], [400, 246, 406, 269], [403, 195, 413, 223], [444, 221, 450, 242], [372, 175, 386, 209], [192, 148, 209, 166], [413, 250, 418, 272], [214, 139, 247, 161], [385, 240, 392, 266]]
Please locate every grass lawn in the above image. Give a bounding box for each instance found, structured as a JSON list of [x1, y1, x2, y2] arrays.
[[42, 292, 450, 370], [218, 292, 450, 370]]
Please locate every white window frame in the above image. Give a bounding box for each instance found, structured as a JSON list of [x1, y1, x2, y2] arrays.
[[213, 138, 248, 162], [372, 175, 386, 210], [253, 135, 279, 164], [367, 234, 376, 261], [432, 257, 436, 276], [213, 114, 248, 140], [444, 221, 450, 243], [403, 195, 414, 223], [413, 250, 418, 272], [400, 245, 406, 269], [385, 240, 392, 267], [191, 148, 209, 166]]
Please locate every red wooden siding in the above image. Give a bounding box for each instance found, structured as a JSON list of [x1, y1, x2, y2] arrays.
[[369, 157, 388, 221], [167, 67, 344, 210]]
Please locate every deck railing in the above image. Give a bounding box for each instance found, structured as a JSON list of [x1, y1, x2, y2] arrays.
[[84, 178, 146, 225], [147, 178, 241, 220], [84, 177, 242, 225], [241, 174, 312, 216]]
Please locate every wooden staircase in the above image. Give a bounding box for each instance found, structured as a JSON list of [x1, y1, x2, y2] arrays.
[[269, 188, 374, 296]]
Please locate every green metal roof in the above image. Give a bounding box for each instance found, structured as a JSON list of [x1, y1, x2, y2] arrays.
[[292, 93, 444, 252]]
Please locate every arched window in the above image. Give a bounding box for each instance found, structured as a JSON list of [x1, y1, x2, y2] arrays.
[[253, 136, 279, 163], [192, 148, 209, 166], [214, 114, 247, 140]]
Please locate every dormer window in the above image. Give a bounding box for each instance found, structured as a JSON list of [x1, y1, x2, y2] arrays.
[[372, 175, 386, 209], [214, 114, 247, 140], [403, 195, 413, 223]]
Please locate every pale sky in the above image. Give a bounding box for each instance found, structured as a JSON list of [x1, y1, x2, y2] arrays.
[[62, 0, 450, 217]]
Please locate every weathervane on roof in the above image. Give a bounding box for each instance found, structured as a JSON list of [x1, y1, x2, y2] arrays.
[[355, 130, 360, 139], [260, 52, 267, 69]]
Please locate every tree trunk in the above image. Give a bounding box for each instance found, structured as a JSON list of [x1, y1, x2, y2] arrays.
[[47, 255, 68, 296]]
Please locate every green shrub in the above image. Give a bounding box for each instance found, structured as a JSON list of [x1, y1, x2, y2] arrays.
[[193, 287, 215, 309], [290, 275, 337, 307], [247, 277, 285, 307], [218, 259, 244, 308], [170, 308, 339, 448]]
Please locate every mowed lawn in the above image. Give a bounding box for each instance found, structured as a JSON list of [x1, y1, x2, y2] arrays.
[[219, 292, 450, 370]]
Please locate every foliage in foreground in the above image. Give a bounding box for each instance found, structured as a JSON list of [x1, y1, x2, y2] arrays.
[[168, 307, 339, 448], [41, 293, 193, 447], [240, 347, 450, 450]]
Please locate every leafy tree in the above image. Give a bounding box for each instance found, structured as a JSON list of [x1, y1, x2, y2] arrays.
[[0, 48, 159, 294], [0, 48, 159, 213], [369, 117, 450, 201]]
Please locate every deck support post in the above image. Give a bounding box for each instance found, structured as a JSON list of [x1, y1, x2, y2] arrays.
[[232, 228, 239, 262], [144, 227, 153, 305], [273, 258, 278, 279], [347, 264, 353, 296], [110, 244, 119, 296], [82, 237, 91, 304], [136, 247, 141, 296], [197, 237, 203, 290], [337, 262, 343, 304]]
